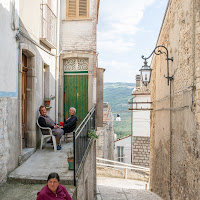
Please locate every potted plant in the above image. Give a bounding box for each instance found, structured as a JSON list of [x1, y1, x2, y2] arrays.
[[67, 149, 74, 170], [88, 129, 98, 139], [44, 97, 51, 107], [67, 157, 74, 170]]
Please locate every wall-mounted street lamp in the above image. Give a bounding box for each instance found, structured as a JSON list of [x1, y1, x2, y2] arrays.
[[140, 45, 174, 199], [140, 45, 173, 85], [139, 58, 152, 86]]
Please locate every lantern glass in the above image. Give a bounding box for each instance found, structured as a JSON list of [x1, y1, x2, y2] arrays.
[[139, 61, 152, 86]]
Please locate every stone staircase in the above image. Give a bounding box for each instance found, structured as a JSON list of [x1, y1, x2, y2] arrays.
[[5, 142, 76, 199]]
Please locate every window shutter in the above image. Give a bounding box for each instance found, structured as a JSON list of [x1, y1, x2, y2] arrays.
[[79, 0, 87, 17], [68, 0, 76, 17]]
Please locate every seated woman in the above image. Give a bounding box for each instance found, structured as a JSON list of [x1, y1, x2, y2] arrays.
[[38, 105, 64, 150], [61, 107, 78, 142], [63, 107, 78, 133], [36, 172, 72, 200]]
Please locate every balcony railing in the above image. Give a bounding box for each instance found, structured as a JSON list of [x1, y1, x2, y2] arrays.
[[73, 105, 96, 186], [40, 4, 57, 49]]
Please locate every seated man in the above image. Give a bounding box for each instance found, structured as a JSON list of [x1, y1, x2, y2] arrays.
[[63, 107, 78, 139], [38, 105, 64, 150]]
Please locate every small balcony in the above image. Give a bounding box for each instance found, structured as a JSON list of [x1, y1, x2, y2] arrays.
[[40, 4, 57, 49]]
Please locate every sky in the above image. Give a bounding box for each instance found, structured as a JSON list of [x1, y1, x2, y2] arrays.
[[97, 0, 169, 83]]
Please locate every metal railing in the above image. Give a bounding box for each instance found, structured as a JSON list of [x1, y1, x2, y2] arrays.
[[40, 4, 57, 48], [96, 157, 150, 179], [73, 105, 96, 186]]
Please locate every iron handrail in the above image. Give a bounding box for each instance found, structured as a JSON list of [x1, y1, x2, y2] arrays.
[[73, 105, 96, 186]]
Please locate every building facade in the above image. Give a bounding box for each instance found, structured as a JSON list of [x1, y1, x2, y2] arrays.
[[114, 135, 131, 164], [0, 0, 59, 184], [96, 102, 115, 161], [150, 0, 200, 199], [0, 2, 102, 199], [130, 76, 151, 167]]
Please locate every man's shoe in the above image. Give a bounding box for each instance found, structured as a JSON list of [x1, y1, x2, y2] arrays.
[[57, 145, 61, 150]]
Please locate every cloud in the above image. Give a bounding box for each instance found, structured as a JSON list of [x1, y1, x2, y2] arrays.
[[98, 37, 134, 53], [98, 0, 156, 54], [96, 0, 168, 83]]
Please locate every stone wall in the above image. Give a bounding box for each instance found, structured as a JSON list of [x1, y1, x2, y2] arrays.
[[0, 99, 19, 184], [96, 125, 115, 161], [96, 110, 115, 161], [132, 136, 150, 167], [150, 0, 200, 199], [76, 141, 96, 200]]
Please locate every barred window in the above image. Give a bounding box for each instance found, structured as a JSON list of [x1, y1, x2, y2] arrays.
[[66, 0, 89, 19]]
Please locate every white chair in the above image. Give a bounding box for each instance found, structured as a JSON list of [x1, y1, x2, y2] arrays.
[[36, 119, 57, 152]]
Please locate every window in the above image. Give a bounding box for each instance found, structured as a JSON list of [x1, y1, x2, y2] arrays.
[[66, 0, 89, 19], [117, 146, 124, 162]]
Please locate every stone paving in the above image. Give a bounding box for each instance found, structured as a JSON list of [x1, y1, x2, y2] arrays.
[[9, 141, 74, 184], [97, 177, 163, 200], [0, 182, 75, 200]]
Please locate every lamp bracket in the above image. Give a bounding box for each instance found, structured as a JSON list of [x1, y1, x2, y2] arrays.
[[142, 45, 173, 85]]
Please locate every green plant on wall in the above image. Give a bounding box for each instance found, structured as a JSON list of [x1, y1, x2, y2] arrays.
[[88, 129, 98, 139]]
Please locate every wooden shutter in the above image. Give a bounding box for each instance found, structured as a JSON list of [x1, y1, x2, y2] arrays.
[[79, 0, 87, 17], [67, 0, 88, 19], [68, 0, 76, 17]]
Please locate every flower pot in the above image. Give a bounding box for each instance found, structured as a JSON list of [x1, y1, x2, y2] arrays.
[[68, 157, 74, 170]]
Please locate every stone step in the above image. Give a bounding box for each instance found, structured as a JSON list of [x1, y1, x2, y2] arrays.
[[0, 182, 76, 200], [8, 173, 74, 185], [8, 143, 74, 185]]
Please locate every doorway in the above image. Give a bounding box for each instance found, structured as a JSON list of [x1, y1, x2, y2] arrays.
[[64, 74, 88, 122], [22, 53, 28, 148]]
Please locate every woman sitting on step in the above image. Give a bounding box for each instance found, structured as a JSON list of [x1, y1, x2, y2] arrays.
[[36, 172, 72, 200]]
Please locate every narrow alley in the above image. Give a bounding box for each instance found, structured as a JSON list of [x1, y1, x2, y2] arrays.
[[96, 177, 163, 200]]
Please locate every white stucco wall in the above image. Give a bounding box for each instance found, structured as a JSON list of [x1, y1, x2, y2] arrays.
[[0, 0, 18, 95], [114, 136, 131, 164], [0, 0, 20, 184], [132, 95, 150, 137]]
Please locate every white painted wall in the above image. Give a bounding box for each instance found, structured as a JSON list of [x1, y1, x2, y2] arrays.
[[132, 94, 150, 137], [0, 0, 18, 95], [0, 0, 20, 184], [114, 136, 131, 164]]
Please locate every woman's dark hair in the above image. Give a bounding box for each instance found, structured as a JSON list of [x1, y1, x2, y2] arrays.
[[47, 173, 60, 182]]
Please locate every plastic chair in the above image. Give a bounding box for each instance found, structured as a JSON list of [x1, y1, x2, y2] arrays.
[[36, 119, 57, 152]]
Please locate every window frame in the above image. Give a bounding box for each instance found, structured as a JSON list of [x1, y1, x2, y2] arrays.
[[117, 146, 124, 162], [66, 0, 89, 19]]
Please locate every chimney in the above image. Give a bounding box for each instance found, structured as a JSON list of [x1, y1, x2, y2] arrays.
[[136, 74, 141, 88]]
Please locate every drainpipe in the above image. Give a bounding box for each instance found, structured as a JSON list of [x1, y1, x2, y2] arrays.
[[131, 96, 133, 164], [14, 0, 20, 155], [55, 0, 60, 124], [169, 78, 173, 200]]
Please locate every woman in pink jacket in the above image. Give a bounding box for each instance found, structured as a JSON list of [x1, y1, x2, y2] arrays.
[[36, 173, 73, 200]]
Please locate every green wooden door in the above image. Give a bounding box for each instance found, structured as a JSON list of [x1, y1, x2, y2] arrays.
[[64, 74, 88, 123]]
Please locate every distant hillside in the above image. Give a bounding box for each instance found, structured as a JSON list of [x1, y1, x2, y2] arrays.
[[104, 82, 135, 139]]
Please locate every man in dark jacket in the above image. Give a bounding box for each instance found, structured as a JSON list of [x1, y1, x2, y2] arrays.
[[63, 107, 78, 133]]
